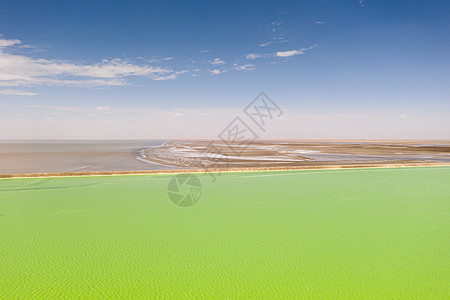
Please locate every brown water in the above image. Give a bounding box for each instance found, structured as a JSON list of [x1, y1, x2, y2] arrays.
[[0, 140, 176, 174]]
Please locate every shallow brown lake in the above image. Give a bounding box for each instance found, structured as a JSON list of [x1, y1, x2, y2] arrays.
[[0, 140, 176, 174]]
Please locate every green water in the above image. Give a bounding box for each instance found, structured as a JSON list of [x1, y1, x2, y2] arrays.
[[1, 167, 449, 299]]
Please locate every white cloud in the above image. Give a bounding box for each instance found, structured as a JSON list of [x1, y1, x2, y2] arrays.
[[162, 57, 174, 61], [209, 69, 225, 75], [359, 0, 366, 7], [276, 45, 318, 58], [276, 50, 303, 57], [210, 58, 225, 65], [315, 21, 326, 25], [0, 39, 21, 48], [0, 36, 183, 87], [0, 89, 37, 96]]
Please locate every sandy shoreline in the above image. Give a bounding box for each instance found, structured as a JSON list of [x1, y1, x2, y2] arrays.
[[2, 162, 450, 179]]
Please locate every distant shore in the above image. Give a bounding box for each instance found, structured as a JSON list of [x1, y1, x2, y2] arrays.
[[142, 140, 450, 168], [1, 139, 449, 178]]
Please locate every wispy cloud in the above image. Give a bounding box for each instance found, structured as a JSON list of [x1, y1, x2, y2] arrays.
[[0, 36, 185, 87], [259, 38, 287, 48], [259, 41, 274, 48], [259, 21, 288, 48], [315, 21, 326, 25], [0, 89, 37, 96], [210, 58, 225, 65], [245, 53, 264, 60], [234, 64, 255, 71], [0, 32, 314, 88], [270, 21, 282, 33], [359, 0, 366, 7], [152, 70, 188, 81]]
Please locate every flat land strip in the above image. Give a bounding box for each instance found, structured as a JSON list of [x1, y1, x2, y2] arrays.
[[144, 140, 450, 169]]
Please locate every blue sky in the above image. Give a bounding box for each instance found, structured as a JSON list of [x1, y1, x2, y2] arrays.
[[0, 0, 449, 139]]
